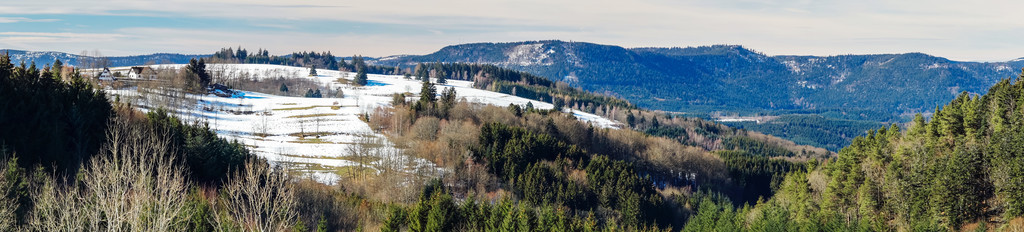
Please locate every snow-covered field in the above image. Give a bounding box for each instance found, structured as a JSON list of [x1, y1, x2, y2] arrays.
[[109, 64, 620, 184]]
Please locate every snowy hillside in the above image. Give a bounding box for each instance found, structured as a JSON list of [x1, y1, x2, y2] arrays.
[[110, 64, 619, 184]]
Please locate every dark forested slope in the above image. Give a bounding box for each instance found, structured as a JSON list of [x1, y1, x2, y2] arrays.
[[373, 40, 1024, 122], [681, 70, 1024, 231]]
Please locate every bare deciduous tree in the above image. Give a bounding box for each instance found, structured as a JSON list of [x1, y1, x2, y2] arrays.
[[27, 119, 193, 231], [212, 160, 297, 232], [0, 158, 18, 230], [26, 177, 89, 231]]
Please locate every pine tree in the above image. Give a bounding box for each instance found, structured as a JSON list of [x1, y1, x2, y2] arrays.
[[426, 193, 456, 232], [354, 69, 368, 86], [309, 65, 317, 76], [420, 80, 437, 104], [435, 64, 447, 84], [381, 206, 406, 232], [440, 87, 456, 108], [187, 58, 210, 89], [50, 59, 63, 79], [279, 83, 289, 93]]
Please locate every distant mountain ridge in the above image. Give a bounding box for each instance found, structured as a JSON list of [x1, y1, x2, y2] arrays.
[[373, 40, 1024, 121], [0, 49, 210, 68]]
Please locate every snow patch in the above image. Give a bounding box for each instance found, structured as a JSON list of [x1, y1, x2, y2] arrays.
[[506, 43, 552, 66], [782, 60, 801, 73], [109, 63, 622, 183], [922, 63, 947, 70], [830, 71, 849, 84]]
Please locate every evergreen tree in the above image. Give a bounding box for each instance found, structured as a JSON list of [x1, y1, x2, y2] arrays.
[[435, 64, 447, 84], [0, 54, 112, 177], [186, 58, 211, 90], [309, 65, 317, 76], [426, 193, 456, 232], [279, 83, 289, 93], [354, 69, 368, 86], [381, 206, 406, 232], [440, 87, 457, 109], [419, 80, 437, 104], [50, 59, 63, 79]]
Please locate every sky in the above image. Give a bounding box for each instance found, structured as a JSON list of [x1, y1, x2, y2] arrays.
[[1, 0, 1022, 61]]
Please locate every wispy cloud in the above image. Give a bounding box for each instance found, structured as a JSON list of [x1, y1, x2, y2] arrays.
[[0, 0, 1022, 61], [0, 17, 58, 23], [0, 32, 127, 40], [0, 32, 129, 53]]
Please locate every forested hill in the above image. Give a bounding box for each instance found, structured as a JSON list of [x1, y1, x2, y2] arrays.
[[0, 49, 209, 68], [372, 40, 1024, 122], [679, 70, 1024, 231]]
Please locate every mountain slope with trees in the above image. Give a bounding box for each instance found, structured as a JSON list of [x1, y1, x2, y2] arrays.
[[681, 70, 1024, 231], [373, 41, 1023, 122], [371, 40, 1024, 150], [0, 49, 209, 68]]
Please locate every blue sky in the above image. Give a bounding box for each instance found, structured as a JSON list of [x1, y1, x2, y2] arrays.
[[1, 0, 1022, 61]]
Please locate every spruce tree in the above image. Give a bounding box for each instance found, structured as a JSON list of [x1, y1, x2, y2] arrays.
[[309, 65, 317, 76], [279, 83, 289, 93], [186, 58, 210, 89], [436, 66, 447, 84], [354, 69, 368, 86], [50, 59, 63, 79], [440, 87, 456, 108], [419, 80, 437, 104], [381, 206, 406, 232]]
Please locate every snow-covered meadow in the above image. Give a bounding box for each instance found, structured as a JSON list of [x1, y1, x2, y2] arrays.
[[109, 64, 619, 184]]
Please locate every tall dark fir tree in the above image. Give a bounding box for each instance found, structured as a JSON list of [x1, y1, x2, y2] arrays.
[[187, 58, 211, 90]]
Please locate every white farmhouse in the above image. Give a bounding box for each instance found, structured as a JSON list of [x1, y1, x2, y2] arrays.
[[128, 66, 157, 79]]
